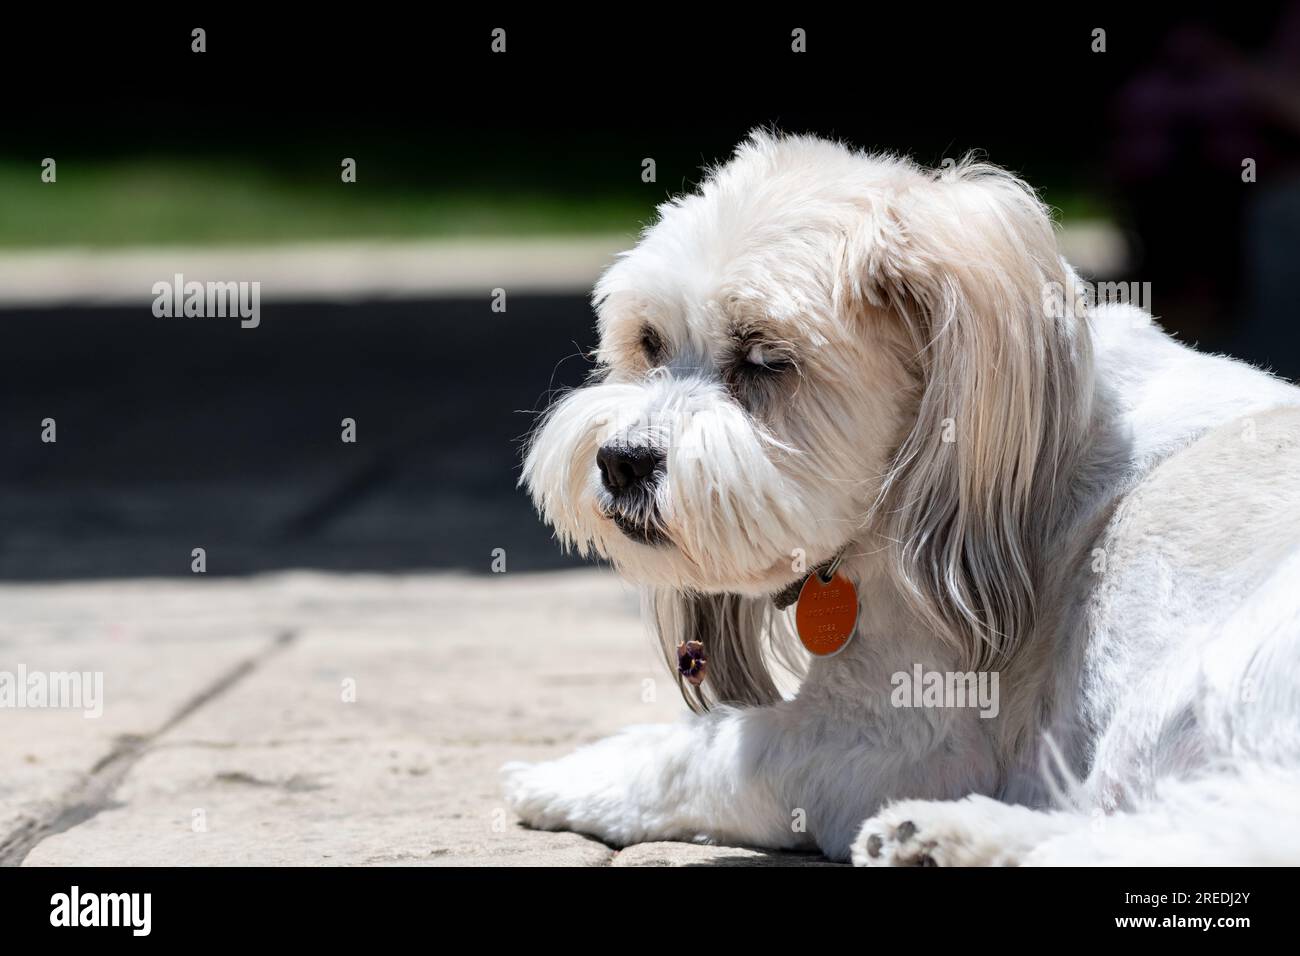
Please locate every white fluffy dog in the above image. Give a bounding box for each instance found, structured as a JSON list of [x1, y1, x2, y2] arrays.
[[504, 131, 1300, 865]]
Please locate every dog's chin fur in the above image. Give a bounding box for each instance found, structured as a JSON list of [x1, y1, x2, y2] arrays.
[[510, 130, 1300, 864]]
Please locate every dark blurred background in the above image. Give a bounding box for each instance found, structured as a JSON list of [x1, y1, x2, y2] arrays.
[[1, 8, 1297, 579]]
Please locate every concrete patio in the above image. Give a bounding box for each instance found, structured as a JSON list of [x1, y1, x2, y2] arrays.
[[0, 568, 839, 866]]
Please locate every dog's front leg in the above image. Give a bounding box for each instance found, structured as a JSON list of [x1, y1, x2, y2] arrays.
[[503, 703, 817, 853]]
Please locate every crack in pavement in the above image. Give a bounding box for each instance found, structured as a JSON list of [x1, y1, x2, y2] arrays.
[[0, 629, 297, 866]]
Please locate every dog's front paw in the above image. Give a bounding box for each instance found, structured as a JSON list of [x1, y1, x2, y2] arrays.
[[493, 764, 587, 837], [501, 759, 585, 834], [501, 732, 673, 845], [501, 754, 646, 846], [852, 796, 1069, 867], [853, 807, 946, 867]]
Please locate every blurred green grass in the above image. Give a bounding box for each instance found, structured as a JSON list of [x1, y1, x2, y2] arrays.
[[0, 158, 658, 247], [0, 156, 1108, 248]]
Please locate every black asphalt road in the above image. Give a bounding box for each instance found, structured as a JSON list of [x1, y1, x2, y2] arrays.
[[1, 296, 599, 580]]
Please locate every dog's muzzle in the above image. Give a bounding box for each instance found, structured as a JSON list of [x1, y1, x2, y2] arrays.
[[597, 442, 670, 546]]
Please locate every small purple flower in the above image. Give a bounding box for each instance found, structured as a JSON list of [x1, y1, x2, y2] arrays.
[[677, 640, 707, 685]]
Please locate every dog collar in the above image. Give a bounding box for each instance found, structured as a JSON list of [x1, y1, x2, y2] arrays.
[[771, 548, 845, 610]]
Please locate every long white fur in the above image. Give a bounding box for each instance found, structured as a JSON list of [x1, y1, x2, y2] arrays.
[[504, 131, 1300, 864]]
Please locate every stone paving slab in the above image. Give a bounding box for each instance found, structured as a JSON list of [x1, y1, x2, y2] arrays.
[[0, 638, 268, 862], [611, 843, 843, 867], [1, 569, 838, 866]]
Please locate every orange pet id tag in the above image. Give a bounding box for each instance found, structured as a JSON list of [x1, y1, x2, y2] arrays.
[[795, 572, 858, 657]]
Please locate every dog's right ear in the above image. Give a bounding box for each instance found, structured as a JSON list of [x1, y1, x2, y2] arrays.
[[644, 587, 801, 713]]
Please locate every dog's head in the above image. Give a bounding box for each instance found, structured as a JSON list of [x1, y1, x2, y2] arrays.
[[523, 131, 1092, 707]]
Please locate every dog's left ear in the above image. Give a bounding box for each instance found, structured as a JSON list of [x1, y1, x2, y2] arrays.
[[847, 158, 1094, 669]]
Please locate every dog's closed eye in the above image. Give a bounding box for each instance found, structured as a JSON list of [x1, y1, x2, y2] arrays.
[[744, 342, 793, 372], [639, 325, 667, 366], [725, 336, 795, 403]]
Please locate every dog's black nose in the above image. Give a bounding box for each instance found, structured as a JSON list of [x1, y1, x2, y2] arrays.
[[597, 444, 664, 496]]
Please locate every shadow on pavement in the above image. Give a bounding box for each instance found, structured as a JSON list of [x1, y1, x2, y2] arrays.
[[1, 295, 600, 580]]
